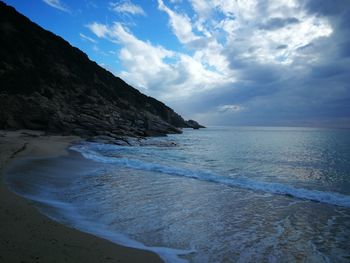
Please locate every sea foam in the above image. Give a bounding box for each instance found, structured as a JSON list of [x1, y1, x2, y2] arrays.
[[5, 156, 194, 263], [71, 143, 350, 208]]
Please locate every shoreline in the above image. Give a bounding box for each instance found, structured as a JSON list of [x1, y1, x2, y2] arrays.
[[0, 130, 163, 263]]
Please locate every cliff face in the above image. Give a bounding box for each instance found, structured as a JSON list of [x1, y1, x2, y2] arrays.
[[0, 2, 202, 137]]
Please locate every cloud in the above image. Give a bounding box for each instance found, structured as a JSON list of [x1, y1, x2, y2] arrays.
[[217, 105, 244, 113], [169, 0, 183, 3], [42, 0, 70, 12], [87, 21, 231, 100], [86, 22, 109, 38], [258, 17, 300, 30], [156, 0, 234, 86], [85, 1, 98, 9], [157, 0, 200, 44], [87, 0, 350, 127], [167, 0, 348, 127], [109, 1, 146, 16], [79, 33, 97, 43]]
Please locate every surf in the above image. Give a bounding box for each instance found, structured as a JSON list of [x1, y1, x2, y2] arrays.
[[71, 143, 350, 208]]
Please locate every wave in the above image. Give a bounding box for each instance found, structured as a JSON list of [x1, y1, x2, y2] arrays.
[[71, 144, 350, 208], [5, 159, 194, 263]]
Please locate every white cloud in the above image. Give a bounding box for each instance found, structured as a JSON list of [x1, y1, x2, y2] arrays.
[[211, 0, 333, 65], [217, 105, 244, 113], [79, 33, 97, 43], [192, 39, 231, 77], [85, 1, 98, 9], [87, 0, 339, 124], [158, 53, 232, 99], [87, 21, 231, 100], [176, 0, 333, 67], [42, 0, 70, 12], [110, 23, 175, 90], [252, 15, 333, 64], [86, 22, 109, 38], [190, 0, 213, 18], [109, 1, 146, 16], [157, 0, 200, 44], [157, 0, 234, 87]]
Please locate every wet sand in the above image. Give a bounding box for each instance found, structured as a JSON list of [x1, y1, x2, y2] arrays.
[[0, 130, 162, 263]]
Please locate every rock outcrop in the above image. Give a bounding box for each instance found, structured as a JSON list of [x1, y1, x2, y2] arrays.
[[0, 2, 203, 137], [185, 120, 206, 129]]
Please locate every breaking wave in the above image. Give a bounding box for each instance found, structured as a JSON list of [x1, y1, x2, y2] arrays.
[[71, 143, 350, 208]]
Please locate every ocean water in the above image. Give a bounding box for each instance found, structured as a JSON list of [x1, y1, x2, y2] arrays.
[[6, 127, 350, 262]]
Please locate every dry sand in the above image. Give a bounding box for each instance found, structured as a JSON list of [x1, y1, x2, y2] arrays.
[[0, 130, 162, 263]]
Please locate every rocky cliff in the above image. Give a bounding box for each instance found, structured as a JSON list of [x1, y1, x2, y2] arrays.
[[0, 2, 203, 137]]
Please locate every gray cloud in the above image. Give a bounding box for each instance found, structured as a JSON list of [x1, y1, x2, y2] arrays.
[[276, 44, 288, 50], [258, 17, 300, 31], [303, 0, 349, 16], [187, 0, 350, 128], [89, 0, 350, 128]]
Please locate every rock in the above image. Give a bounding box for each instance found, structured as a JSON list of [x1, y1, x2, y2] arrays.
[[87, 135, 130, 146], [0, 2, 204, 137], [185, 120, 206, 129]]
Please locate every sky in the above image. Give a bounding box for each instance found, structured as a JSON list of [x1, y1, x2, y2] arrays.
[[4, 0, 350, 127]]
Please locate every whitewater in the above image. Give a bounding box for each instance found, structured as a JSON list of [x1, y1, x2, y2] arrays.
[[6, 127, 350, 262]]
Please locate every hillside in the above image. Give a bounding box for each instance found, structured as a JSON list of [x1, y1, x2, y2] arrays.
[[0, 1, 203, 137]]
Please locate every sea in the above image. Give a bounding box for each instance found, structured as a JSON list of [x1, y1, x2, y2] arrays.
[[6, 126, 350, 262]]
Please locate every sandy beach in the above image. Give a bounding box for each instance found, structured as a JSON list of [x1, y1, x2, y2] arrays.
[[0, 130, 162, 263]]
